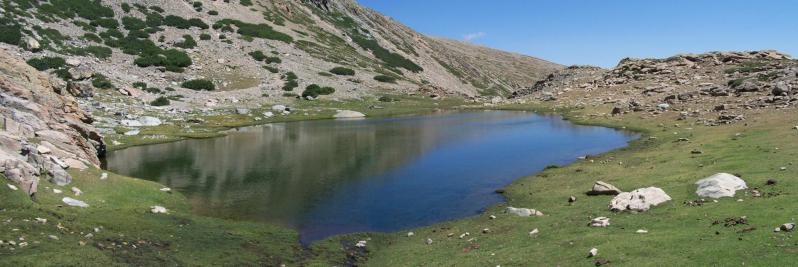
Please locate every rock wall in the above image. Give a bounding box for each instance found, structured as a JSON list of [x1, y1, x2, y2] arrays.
[[0, 49, 104, 196]]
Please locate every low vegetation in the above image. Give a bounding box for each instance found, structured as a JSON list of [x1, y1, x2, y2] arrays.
[[91, 74, 114, 89], [301, 84, 335, 98], [330, 67, 356, 76], [26, 56, 66, 71], [181, 79, 215, 91], [150, 96, 170, 106], [213, 19, 292, 43], [374, 75, 397, 83]]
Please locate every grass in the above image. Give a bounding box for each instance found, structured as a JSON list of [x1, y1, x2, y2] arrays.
[[357, 105, 798, 266], [374, 75, 397, 83], [214, 19, 292, 43]]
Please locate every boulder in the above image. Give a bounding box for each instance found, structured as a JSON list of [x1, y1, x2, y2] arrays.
[[21, 37, 40, 51], [65, 58, 81, 66], [588, 181, 622, 195], [150, 206, 168, 214], [49, 166, 71, 186], [333, 110, 366, 119], [505, 207, 544, 217], [271, 105, 287, 112], [609, 187, 672, 212], [236, 108, 251, 115], [138, 116, 162, 127], [695, 173, 747, 198]]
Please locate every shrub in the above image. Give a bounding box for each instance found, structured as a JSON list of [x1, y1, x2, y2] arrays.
[[175, 35, 197, 49], [351, 35, 423, 73], [301, 84, 335, 98], [145, 87, 162, 94], [199, 33, 211, 40], [54, 68, 73, 81], [121, 3, 131, 13], [149, 6, 164, 13], [150, 96, 170, 106], [374, 75, 397, 83], [215, 19, 292, 43], [207, 10, 219, 16], [122, 16, 147, 31], [240, 0, 253, 6], [249, 50, 266, 61], [0, 20, 22, 46], [92, 74, 114, 89], [318, 72, 332, 77], [282, 80, 298, 91], [92, 18, 119, 29], [65, 46, 113, 59], [26, 57, 67, 71], [284, 71, 298, 81], [163, 15, 208, 29], [263, 66, 279, 73], [145, 13, 163, 27], [330, 67, 355, 76], [264, 56, 281, 64], [82, 33, 102, 43], [132, 82, 147, 89], [181, 79, 215, 91]]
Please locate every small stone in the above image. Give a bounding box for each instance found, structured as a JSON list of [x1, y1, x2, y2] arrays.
[[7, 184, 18, 191], [355, 240, 367, 248], [590, 217, 610, 227], [636, 229, 648, 234], [62, 197, 89, 208], [406, 232, 414, 237], [568, 196, 577, 203], [71, 187, 83, 196], [48, 235, 59, 240], [780, 167, 787, 171], [766, 179, 777, 186], [482, 228, 490, 234], [588, 248, 598, 257], [529, 228, 539, 236], [425, 238, 433, 245], [160, 187, 172, 193], [150, 206, 168, 214], [100, 173, 108, 180], [35, 218, 47, 224], [36, 145, 52, 154], [779, 223, 795, 232], [459, 232, 470, 239], [489, 215, 497, 220]]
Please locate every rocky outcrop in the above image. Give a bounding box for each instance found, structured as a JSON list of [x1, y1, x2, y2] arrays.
[[0, 49, 104, 196]]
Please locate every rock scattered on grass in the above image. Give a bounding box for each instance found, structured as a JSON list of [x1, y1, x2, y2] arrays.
[[636, 229, 648, 234], [588, 247, 598, 257], [568, 196, 577, 203], [766, 179, 778, 186], [406, 232, 414, 237], [71, 187, 82, 196], [100, 173, 108, 180], [529, 228, 539, 237], [590, 217, 610, 227], [489, 215, 496, 220], [160, 187, 172, 193], [150, 206, 168, 214], [425, 238, 433, 245], [505, 207, 543, 217], [7, 184, 18, 191], [776, 223, 795, 232], [53, 188, 62, 194], [695, 173, 747, 198], [587, 181, 622, 195], [62, 197, 89, 208], [355, 240, 367, 248], [609, 187, 671, 212]]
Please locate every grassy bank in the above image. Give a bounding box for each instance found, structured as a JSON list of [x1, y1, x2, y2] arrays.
[[357, 105, 798, 266]]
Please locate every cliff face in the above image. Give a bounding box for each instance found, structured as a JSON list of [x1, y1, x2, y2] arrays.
[[0, 48, 104, 195]]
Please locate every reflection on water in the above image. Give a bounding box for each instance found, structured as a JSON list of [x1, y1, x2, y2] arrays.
[[105, 111, 637, 243]]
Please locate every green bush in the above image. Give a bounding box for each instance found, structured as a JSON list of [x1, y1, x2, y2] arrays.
[[263, 66, 279, 73], [282, 80, 298, 91], [92, 18, 119, 29], [181, 79, 215, 91], [240, 0, 253, 6], [150, 96, 170, 106], [378, 96, 399, 102], [92, 74, 114, 89], [265, 56, 282, 64], [65, 46, 113, 59], [82, 33, 103, 43], [374, 75, 397, 83], [121, 3, 131, 13], [330, 67, 355, 76], [249, 50, 267, 61], [163, 15, 208, 29], [175, 35, 197, 49], [145, 13, 163, 27], [149, 6, 164, 13], [0, 20, 22, 46], [215, 19, 292, 43], [26, 57, 67, 71], [132, 82, 147, 89], [199, 33, 212, 40], [301, 84, 335, 98], [144, 87, 162, 94], [207, 10, 219, 16], [351, 35, 423, 73], [284, 71, 298, 81], [122, 16, 147, 31], [318, 72, 332, 77], [39, 0, 115, 21]]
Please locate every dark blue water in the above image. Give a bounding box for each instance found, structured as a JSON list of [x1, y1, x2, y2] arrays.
[[105, 111, 637, 244]]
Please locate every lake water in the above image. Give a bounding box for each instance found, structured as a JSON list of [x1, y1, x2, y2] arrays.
[[105, 111, 637, 244]]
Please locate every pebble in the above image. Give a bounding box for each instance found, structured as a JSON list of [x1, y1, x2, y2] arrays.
[[529, 228, 539, 236], [636, 229, 648, 234], [482, 228, 490, 234], [7, 184, 18, 191], [406, 232, 414, 237], [100, 173, 108, 180], [71, 187, 82, 196], [48, 235, 59, 240], [53, 188, 62, 194], [150, 206, 168, 214], [588, 248, 598, 257], [489, 215, 496, 220], [355, 240, 367, 248], [425, 238, 433, 245]]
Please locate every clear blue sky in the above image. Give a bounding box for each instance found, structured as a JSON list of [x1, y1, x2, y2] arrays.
[[357, 0, 798, 67]]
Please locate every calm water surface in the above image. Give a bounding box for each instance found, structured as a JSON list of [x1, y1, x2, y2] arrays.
[[105, 111, 637, 244]]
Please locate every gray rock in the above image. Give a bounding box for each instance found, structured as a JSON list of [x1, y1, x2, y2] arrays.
[[49, 165, 71, 186], [695, 173, 747, 198], [333, 110, 366, 119], [21, 37, 40, 51], [62, 197, 89, 208], [138, 116, 162, 127], [505, 207, 544, 217], [588, 181, 622, 195], [236, 108, 251, 115], [609, 187, 672, 212], [590, 217, 610, 227]]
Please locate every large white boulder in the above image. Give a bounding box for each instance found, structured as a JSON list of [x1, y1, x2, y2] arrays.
[[588, 181, 622, 195], [609, 187, 671, 212], [505, 207, 544, 217], [333, 110, 366, 119], [138, 116, 162, 127], [695, 173, 747, 198]]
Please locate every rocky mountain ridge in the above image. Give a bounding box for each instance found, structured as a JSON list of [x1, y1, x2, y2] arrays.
[[513, 50, 797, 125]]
